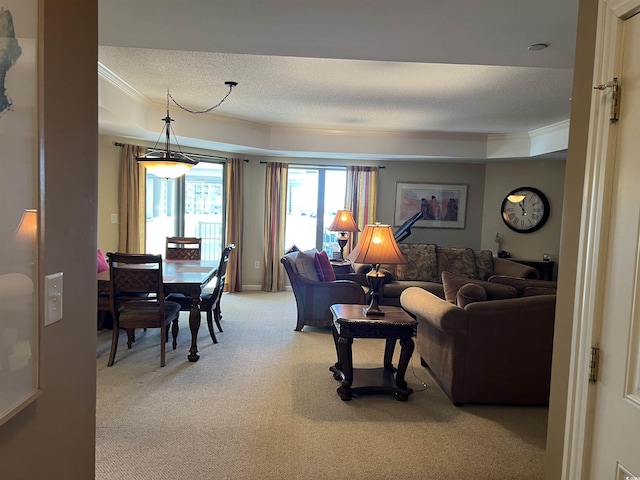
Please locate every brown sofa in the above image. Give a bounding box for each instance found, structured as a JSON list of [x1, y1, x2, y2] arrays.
[[355, 243, 539, 306], [400, 280, 556, 406]]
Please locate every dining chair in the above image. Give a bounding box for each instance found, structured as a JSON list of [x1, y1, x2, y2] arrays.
[[107, 252, 181, 367], [164, 236, 203, 310], [200, 244, 236, 342], [165, 236, 202, 260]]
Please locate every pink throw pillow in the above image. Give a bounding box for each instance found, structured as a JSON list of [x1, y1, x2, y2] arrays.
[[314, 250, 336, 282], [97, 249, 109, 273]]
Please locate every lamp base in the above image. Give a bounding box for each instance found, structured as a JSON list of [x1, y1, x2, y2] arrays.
[[337, 237, 348, 261], [363, 303, 385, 316], [364, 270, 386, 316]]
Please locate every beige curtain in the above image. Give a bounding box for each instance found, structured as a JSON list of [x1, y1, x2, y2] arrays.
[[225, 158, 243, 292], [262, 162, 288, 292], [346, 166, 378, 249], [118, 144, 146, 253]]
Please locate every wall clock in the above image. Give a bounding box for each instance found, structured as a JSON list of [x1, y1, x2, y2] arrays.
[[500, 186, 550, 233]]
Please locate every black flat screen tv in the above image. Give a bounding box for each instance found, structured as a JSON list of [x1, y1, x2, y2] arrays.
[[394, 211, 423, 242]]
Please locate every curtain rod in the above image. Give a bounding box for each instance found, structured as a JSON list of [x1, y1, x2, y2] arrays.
[[259, 160, 385, 169], [114, 142, 228, 161]]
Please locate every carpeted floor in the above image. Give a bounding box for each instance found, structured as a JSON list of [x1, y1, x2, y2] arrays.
[[96, 291, 547, 480]]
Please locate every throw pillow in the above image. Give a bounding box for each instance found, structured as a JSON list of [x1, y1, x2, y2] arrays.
[[314, 250, 336, 282], [395, 243, 438, 282], [437, 247, 478, 280], [97, 249, 109, 273], [295, 249, 320, 282], [474, 249, 494, 280], [441, 270, 518, 303], [456, 283, 487, 308]]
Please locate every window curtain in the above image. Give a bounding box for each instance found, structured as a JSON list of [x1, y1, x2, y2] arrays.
[[262, 162, 288, 292], [346, 166, 378, 249], [118, 144, 146, 253], [225, 158, 243, 292]]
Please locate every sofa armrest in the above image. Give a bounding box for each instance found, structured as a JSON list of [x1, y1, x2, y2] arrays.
[[335, 272, 369, 287], [493, 257, 539, 279], [400, 287, 468, 335]]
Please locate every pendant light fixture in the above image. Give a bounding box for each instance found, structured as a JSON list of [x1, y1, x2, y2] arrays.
[[137, 81, 237, 178]]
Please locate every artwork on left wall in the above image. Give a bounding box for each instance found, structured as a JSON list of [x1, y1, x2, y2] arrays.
[[0, 0, 40, 427]]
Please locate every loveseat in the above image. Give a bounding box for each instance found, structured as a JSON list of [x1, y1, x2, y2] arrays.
[[355, 243, 539, 306], [400, 274, 557, 406]]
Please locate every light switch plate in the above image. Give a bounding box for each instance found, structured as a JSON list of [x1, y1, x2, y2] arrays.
[[44, 272, 63, 326]]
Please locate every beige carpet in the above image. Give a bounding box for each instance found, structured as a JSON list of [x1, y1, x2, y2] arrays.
[[96, 291, 547, 480]]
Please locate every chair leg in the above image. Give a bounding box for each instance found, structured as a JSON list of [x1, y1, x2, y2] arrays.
[[126, 328, 135, 349], [206, 308, 218, 344], [214, 304, 223, 333], [107, 325, 120, 366], [171, 319, 179, 350], [160, 321, 166, 368]]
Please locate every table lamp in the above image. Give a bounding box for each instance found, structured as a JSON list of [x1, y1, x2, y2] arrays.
[[328, 209, 360, 261], [348, 223, 407, 316]]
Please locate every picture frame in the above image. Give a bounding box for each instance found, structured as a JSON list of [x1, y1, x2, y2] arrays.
[[0, 0, 40, 427], [394, 182, 468, 229]]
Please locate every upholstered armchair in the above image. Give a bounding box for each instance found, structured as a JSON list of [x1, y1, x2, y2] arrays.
[[281, 249, 366, 331]]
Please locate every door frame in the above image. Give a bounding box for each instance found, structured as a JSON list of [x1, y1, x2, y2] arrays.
[[563, 1, 640, 478]]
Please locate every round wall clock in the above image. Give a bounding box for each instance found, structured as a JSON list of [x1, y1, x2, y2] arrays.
[[500, 186, 550, 233]]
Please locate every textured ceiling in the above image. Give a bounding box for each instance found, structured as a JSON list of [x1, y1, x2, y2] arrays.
[[98, 0, 579, 157]]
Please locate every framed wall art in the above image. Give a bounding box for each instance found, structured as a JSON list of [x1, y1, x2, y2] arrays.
[[0, 0, 40, 427], [394, 182, 468, 229]]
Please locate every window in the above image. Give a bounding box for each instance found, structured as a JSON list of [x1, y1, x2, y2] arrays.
[[145, 161, 225, 260], [285, 167, 347, 256]]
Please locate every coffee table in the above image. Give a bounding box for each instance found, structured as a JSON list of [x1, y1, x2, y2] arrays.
[[329, 304, 417, 401]]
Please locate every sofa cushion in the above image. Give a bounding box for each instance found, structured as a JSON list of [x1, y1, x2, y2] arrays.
[[295, 249, 320, 282], [314, 250, 336, 282], [487, 275, 557, 296], [438, 247, 478, 279], [456, 283, 487, 308], [523, 286, 557, 296], [442, 270, 518, 303], [474, 249, 494, 280], [395, 243, 438, 282]]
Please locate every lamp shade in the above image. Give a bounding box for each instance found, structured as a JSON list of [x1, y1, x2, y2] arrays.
[[138, 158, 196, 178], [347, 223, 406, 265], [12, 209, 38, 248], [328, 210, 360, 233]]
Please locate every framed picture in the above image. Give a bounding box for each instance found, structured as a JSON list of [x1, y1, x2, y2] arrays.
[[394, 182, 468, 229], [0, 0, 40, 427]]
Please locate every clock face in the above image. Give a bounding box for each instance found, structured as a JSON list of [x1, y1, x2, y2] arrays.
[[501, 187, 550, 233]]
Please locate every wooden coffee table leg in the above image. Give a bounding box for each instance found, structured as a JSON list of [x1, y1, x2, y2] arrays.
[[336, 335, 354, 401], [383, 337, 396, 370], [396, 337, 415, 391]]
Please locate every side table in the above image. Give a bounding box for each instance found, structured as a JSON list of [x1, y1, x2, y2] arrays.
[[329, 304, 417, 401], [330, 259, 353, 274]]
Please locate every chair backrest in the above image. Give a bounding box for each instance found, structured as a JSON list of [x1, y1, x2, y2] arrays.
[[165, 237, 202, 261], [215, 244, 235, 297], [107, 253, 165, 314]]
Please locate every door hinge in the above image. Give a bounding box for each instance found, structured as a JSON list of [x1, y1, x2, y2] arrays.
[[589, 346, 600, 383], [594, 77, 620, 123]]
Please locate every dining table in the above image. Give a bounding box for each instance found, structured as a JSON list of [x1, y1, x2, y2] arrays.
[[98, 259, 218, 362]]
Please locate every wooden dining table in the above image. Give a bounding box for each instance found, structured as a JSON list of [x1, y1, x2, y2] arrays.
[[98, 259, 218, 362]]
